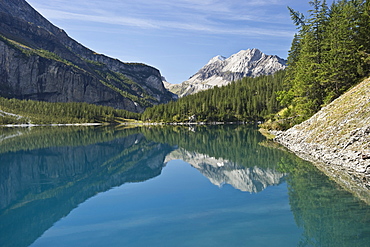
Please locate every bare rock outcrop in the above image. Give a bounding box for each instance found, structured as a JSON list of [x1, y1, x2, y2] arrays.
[[274, 77, 370, 190]]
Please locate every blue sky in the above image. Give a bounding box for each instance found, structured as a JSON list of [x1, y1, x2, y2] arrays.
[[27, 0, 333, 84]]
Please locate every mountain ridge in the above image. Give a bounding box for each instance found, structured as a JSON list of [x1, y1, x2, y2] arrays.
[[0, 0, 173, 112], [166, 48, 286, 97]]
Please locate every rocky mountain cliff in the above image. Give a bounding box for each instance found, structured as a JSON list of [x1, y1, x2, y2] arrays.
[[274, 77, 370, 191], [166, 48, 286, 97], [165, 148, 286, 193], [0, 0, 173, 112]]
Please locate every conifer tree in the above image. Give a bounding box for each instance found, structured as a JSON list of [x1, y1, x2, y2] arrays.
[[322, 0, 363, 103], [278, 0, 369, 123], [284, 0, 329, 119], [277, 34, 301, 108], [358, 0, 370, 75]]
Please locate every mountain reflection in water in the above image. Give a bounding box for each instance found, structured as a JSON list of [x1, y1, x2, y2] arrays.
[[0, 126, 173, 247], [0, 125, 369, 247], [165, 148, 285, 193]]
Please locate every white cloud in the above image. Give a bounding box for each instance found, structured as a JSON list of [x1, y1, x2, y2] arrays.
[[37, 8, 159, 29], [245, 0, 281, 6], [30, 0, 293, 38]]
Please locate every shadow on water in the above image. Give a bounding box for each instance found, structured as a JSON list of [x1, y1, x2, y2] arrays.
[[0, 125, 369, 246]]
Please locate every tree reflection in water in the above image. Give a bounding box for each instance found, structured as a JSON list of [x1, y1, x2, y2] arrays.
[[0, 125, 369, 247]]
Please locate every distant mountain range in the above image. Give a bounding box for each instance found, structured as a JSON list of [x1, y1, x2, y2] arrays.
[[165, 48, 287, 97], [0, 0, 174, 112]]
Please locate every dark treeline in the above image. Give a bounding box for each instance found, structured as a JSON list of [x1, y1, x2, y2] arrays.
[[142, 70, 286, 123], [278, 0, 370, 125], [0, 97, 139, 125]]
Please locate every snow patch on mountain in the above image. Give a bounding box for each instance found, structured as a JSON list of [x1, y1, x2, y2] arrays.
[[165, 48, 286, 97], [206, 55, 226, 65]]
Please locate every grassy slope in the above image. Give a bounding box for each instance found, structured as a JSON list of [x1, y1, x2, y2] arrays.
[[289, 77, 370, 152]]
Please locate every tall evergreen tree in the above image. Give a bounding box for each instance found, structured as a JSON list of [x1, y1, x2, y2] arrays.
[[322, 0, 364, 103], [284, 0, 329, 119], [278, 0, 369, 124], [358, 0, 370, 75], [277, 7, 305, 109]]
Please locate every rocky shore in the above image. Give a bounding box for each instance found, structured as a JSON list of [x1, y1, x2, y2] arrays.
[[273, 77, 370, 202]]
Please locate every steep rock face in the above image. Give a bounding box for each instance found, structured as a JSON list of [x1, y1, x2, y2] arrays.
[[0, 41, 140, 110], [274, 77, 370, 189], [0, 0, 173, 112], [165, 148, 286, 193], [166, 48, 286, 97]]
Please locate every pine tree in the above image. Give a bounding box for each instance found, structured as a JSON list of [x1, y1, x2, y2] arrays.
[[277, 34, 301, 107], [283, 1, 329, 119], [358, 0, 370, 75], [322, 0, 364, 103]]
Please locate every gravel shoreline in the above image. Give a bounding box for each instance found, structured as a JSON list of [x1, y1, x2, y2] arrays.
[[270, 78, 370, 203], [273, 127, 370, 203]]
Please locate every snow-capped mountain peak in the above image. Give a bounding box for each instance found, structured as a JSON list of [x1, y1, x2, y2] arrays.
[[206, 55, 227, 65], [165, 48, 286, 97]]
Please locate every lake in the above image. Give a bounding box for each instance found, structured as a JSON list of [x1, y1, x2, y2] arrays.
[[1, 125, 370, 247]]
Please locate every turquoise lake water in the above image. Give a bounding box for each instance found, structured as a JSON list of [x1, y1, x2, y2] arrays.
[[0, 125, 369, 247]]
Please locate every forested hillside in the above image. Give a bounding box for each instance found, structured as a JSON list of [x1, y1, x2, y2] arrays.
[[277, 0, 370, 125], [142, 70, 286, 123], [0, 97, 139, 125]]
